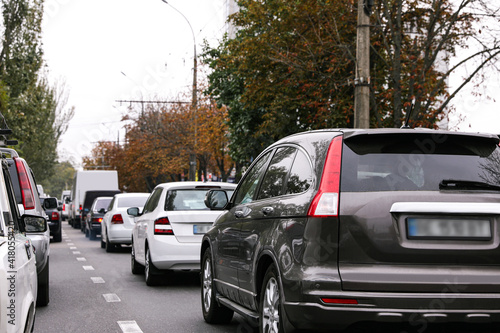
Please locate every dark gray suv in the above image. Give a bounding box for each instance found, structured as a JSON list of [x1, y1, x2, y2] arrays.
[[201, 129, 500, 332]]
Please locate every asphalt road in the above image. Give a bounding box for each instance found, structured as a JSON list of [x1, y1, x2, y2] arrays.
[[33, 223, 252, 333], [33, 223, 498, 333]]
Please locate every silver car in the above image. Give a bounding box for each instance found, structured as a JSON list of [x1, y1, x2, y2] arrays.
[[1, 148, 51, 307]]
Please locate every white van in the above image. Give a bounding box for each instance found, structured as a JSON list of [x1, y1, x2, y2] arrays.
[[60, 190, 71, 221], [69, 170, 119, 228]]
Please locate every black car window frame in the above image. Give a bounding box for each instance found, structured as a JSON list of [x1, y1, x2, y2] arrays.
[[256, 146, 297, 200], [233, 150, 273, 205]]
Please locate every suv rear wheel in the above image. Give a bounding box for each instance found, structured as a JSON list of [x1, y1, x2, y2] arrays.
[[37, 259, 49, 306], [260, 265, 284, 333]]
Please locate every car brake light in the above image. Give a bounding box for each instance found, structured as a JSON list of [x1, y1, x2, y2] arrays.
[[307, 136, 342, 217], [111, 214, 124, 224], [51, 212, 59, 221], [321, 298, 358, 305], [79, 204, 82, 212], [92, 217, 103, 223], [14, 158, 35, 210], [154, 217, 173, 235]]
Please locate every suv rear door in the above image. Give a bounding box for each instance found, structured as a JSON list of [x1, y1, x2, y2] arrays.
[[338, 131, 500, 293]]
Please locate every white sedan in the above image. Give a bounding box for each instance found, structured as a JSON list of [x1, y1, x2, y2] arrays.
[[129, 181, 236, 286], [100, 193, 150, 253]]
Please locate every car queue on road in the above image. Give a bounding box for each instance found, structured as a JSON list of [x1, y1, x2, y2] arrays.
[[4, 128, 500, 333]]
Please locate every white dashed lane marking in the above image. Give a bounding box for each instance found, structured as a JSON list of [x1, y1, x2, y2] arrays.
[[64, 227, 140, 333], [103, 294, 121, 302], [118, 321, 143, 333], [91, 277, 105, 283]]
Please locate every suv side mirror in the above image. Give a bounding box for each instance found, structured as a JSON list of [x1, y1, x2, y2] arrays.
[[23, 215, 47, 233], [205, 190, 229, 210], [127, 207, 140, 217]]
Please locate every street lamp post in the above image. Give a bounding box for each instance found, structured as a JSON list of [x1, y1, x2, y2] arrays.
[[160, 0, 198, 181]]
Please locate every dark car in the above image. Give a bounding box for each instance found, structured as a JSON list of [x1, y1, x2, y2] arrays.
[[85, 196, 113, 240], [80, 190, 120, 233], [41, 196, 62, 242], [201, 128, 500, 332]]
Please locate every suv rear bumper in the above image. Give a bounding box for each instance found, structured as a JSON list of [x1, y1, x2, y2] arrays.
[[284, 293, 500, 331]]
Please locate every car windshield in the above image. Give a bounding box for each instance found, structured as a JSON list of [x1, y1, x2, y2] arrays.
[[341, 134, 500, 192], [117, 196, 148, 208], [93, 198, 111, 212], [165, 189, 233, 211]]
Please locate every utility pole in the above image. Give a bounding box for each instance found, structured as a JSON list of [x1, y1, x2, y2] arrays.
[[354, 0, 372, 129]]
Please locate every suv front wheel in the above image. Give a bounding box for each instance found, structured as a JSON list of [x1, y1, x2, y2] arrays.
[[201, 247, 234, 324]]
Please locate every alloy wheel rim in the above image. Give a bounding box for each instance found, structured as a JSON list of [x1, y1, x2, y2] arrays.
[[202, 258, 212, 313], [262, 276, 279, 333]]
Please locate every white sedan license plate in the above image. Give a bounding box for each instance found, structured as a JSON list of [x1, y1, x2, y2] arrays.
[[407, 217, 491, 240], [193, 224, 211, 235]]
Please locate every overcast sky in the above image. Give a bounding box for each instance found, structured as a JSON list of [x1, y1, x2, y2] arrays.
[[42, 0, 500, 169], [42, 0, 227, 167]]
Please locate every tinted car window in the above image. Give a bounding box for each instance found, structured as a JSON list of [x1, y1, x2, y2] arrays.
[[143, 188, 162, 214], [341, 135, 500, 192], [257, 147, 296, 200], [93, 198, 111, 212], [234, 151, 272, 205], [286, 149, 313, 195]]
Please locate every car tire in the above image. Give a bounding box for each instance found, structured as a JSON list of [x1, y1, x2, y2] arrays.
[[260, 265, 292, 333], [131, 243, 144, 275], [201, 247, 234, 324], [89, 229, 96, 240], [36, 259, 50, 307], [85, 228, 89, 238], [100, 237, 105, 248], [145, 248, 161, 286], [53, 229, 62, 243], [105, 234, 115, 253]]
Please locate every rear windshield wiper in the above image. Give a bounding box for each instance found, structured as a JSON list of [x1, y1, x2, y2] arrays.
[[439, 179, 500, 192]]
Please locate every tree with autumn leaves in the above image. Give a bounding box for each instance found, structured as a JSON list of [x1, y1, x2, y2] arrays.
[[85, 0, 500, 190], [83, 94, 234, 192], [204, 0, 500, 163]]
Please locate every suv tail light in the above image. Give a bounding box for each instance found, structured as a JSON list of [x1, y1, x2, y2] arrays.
[[92, 217, 103, 223], [111, 214, 124, 224], [154, 217, 173, 235], [307, 135, 342, 217], [14, 158, 35, 210], [51, 212, 60, 221]]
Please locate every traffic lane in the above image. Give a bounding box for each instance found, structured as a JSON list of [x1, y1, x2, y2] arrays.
[[34, 223, 250, 333], [35, 224, 496, 333]]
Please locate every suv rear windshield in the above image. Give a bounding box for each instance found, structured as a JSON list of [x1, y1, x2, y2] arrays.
[[340, 133, 500, 192]]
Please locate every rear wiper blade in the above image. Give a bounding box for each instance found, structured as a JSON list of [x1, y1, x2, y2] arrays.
[[439, 179, 500, 192]]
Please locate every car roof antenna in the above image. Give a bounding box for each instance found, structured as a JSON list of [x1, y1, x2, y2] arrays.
[[401, 99, 415, 129]]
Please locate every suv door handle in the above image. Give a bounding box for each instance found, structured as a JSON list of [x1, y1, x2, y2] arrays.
[[261, 207, 274, 215]]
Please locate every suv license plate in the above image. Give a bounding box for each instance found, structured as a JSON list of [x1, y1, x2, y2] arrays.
[[407, 218, 491, 240], [193, 225, 211, 235]]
